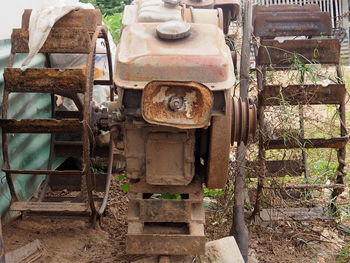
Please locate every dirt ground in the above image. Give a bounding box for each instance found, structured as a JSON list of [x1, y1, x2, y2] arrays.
[[3, 176, 350, 263]]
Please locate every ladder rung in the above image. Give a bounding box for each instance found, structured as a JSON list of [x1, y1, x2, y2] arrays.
[[22, 9, 102, 31], [12, 28, 92, 54], [0, 119, 83, 133], [10, 201, 89, 213], [265, 137, 349, 149], [261, 84, 346, 105], [257, 39, 339, 65], [4, 68, 85, 93], [2, 169, 83, 176]]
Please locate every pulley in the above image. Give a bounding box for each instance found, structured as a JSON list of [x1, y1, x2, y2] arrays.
[[231, 98, 257, 145]]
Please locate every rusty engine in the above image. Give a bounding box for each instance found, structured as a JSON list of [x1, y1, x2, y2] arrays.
[[111, 0, 256, 258]]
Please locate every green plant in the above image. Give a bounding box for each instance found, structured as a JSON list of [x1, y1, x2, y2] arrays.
[[336, 242, 350, 263], [203, 187, 225, 198], [310, 160, 338, 182], [80, 0, 131, 15], [116, 174, 129, 193], [103, 13, 123, 42], [286, 53, 317, 84]]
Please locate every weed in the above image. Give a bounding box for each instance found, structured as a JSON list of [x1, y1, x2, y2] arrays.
[[336, 242, 350, 263], [203, 188, 225, 198]]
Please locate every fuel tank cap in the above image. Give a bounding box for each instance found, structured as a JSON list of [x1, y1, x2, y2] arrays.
[[156, 20, 191, 40]]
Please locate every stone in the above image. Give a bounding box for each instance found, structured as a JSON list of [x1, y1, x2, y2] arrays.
[[199, 236, 245, 263]]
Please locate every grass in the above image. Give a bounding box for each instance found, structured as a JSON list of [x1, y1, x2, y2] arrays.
[[336, 242, 350, 263]]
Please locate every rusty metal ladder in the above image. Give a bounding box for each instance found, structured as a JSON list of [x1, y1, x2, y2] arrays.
[[250, 4, 348, 216], [0, 9, 114, 221]]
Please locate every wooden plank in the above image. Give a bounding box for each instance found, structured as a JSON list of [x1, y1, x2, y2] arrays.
[[21, 9, 102, 31], [261, 84, 345, 105], [10, 202, 88, 212], [5, 240, 43, 263], [258, 207, 334, 221], [257, 39, 340, 65], [265, 137, 349, 149], [0, 119, 83, 133], [128, 199, 204, 223], [126, 222, 205, 255], [4, 68, 86, 93], [247, 160, 303, 177], [11, 28, 92, 54]]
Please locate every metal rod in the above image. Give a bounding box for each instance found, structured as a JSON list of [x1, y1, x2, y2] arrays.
[[231, 1, 252, 262]]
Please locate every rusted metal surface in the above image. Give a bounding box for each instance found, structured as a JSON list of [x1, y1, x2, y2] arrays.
[[261, 84, 346, 105], [214, 0, 240, 20], [257, 39, 340, 66], [206, 98, 231, 189], [253, 4, 321, 22], [4, 68, 86, 93], [146, 132, 195, 185], [265, 137, 349, 150], [0, 119, 83, 133], [231, 98, 257, 145], [142, 81, 213, 129], [124, 123, 196, 182], [254, 11, 332, 37], [214, 0, 240, 33], [2, 169, 82, 176], [247, 160, 303, 177], [11, 28, 92, 54], [115, 23, 234, 90], [21, 9, 102, 31]]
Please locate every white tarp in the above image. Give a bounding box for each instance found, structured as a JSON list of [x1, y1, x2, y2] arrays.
[[22, 1, 94, 66]]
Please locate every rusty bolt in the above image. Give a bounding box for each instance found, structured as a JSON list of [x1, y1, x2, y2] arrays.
[[168, 96, 184, 112]]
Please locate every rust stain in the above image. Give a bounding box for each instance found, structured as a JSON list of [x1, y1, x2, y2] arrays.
[[142, 81, 213, 129]]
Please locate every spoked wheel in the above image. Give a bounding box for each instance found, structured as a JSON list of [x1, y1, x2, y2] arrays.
[[0, 10, 114, 223], [81, 25, 114, 222]]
